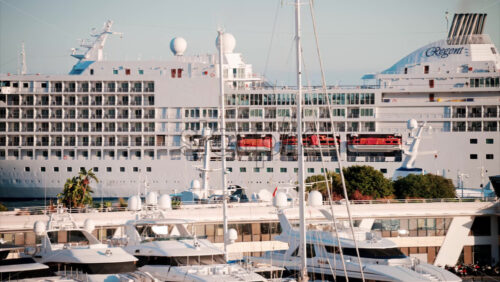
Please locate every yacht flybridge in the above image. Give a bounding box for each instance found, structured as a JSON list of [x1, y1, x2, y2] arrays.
[[32, 206, 138, 275]]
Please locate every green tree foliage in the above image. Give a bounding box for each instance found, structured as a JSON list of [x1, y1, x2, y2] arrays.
[[306, 166, 394, 200], [342, 165, 394, 199], [394, 173, 456, 199], [0, 202, 7, 212], [58, 168, 99, 208]]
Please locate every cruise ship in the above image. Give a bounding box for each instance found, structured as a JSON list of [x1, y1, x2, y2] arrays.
[[0, 13, 499, 198]]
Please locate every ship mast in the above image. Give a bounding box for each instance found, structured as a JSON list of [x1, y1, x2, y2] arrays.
[[218, 29, 229, 262], [295, 0, 308, 280]]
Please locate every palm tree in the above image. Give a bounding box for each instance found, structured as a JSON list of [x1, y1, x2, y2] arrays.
[[57, 168, 98, 208], [78, 167, 98, 205]]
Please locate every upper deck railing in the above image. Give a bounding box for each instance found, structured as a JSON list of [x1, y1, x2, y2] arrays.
[[1, 197, 496, 216]]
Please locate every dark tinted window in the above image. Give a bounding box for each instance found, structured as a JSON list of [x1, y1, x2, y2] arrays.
[[342, 247, 406, 259]]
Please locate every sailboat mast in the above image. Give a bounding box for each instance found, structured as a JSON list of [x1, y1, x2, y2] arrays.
[[295, 0, 308, 280], [218, 29, 229, 261]]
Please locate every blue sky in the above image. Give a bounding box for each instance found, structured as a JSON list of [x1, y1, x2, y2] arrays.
[[1, 0, 499, 85]]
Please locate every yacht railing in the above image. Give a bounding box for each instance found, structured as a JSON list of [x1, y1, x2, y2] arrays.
[[0, 197, 496, 215]]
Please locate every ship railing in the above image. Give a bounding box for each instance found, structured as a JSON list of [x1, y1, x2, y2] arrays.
[[2, 197, 497, 216]]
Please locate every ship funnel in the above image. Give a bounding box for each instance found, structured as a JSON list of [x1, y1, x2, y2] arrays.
[[447, 13, 487, 45]]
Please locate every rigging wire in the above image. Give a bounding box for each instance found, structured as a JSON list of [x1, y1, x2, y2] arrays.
[[307, 0, 365, 280], [263, 0, 282, 84]]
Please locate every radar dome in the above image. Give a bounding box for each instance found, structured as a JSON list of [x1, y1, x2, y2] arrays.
[[84, 219, 95, 233], [128, 195, 142, 211], [273, 192, 288, 208], [407, 119, 418, 130], [257, 189, 272, 202], [191, 179, 201, 189], [215, 33, 236, 53], [158, 194, 172, 210], [170, 37, 187, 56], [308, 191, 323, 207], [34, 221, 46, 236], [146, 191, 158, 206], [228, 228, 238, 243]]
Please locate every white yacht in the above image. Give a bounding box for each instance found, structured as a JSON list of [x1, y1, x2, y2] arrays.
[[250, 202, 462, 281], [113, 194, 266, 281], [32, 206, 139, 275]]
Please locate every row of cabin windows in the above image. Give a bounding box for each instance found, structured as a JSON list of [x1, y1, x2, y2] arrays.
[[25, 166, 152, 173], [470, 154, 494, 160], [230, 167, 389, 174], [470, 138, 494, 144]]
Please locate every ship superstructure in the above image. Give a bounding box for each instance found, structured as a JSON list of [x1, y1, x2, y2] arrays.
[[0, 14, 499, 198]]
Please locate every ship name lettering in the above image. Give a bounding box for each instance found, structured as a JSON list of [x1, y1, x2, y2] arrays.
[[425, 46, 464, 58]]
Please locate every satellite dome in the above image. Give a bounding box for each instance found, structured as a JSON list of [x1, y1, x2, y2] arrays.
[[128, 195, 142, 211], [215, 33, 236, 53], [308, 190, 323, 207], [273, 192, 288, 208], [170, 37, 187, 56], [191, 179, 201, 189], [146, 191, 158, 206], [407, 119, 418, 130], [158, 194, 172, 210], [84, 219, 95, 233], [34, 221, 46, 236]]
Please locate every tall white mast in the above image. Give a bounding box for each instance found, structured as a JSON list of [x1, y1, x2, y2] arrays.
[[295, 0, 308, 280], [218, 29, 229, 262]]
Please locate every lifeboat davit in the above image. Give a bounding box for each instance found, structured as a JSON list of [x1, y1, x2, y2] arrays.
[[348, 136, 402, 152], [238, 136, 272, 151]]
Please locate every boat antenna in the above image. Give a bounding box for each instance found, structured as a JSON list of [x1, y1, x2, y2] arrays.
[[20, 42, 27, 75], [307, 0, 365, 279], [218, 28, 229, 262], [445, 11, 449, 32], [294, 0, 308, 280]]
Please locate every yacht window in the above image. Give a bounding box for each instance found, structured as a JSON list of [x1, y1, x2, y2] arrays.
[[306, 244, 316, 258], [172, 255, 225, 266], [342, 247, 405, 259], [47, 230, 89, 245], [325, 245, 340, 254]]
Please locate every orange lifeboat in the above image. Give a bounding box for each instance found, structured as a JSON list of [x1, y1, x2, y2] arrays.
[[281, 135, 339, 151], [238, 136, 272, 151], [348, 136, 402, 152]]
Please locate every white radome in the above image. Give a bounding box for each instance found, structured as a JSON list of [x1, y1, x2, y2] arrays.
[[128, 195, 141, 211], [407, 118, 418, 130], [191, 179, 201, 189], [308, 190, 323, 207], [84, 219, 95, 233], [228, 228, 238, 243], [170, 37, 187, 56], [146, 191, 158, 205], [158, 194, 172, 210], [34, 221, 46, 236], [273, 192, 288, 208], [216, 33, 236, 53]]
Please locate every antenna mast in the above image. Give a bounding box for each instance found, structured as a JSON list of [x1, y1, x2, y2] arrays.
[[71, 20, 122, 62], [218, 29, 229, 262], [295, 0, 308, 280], [20, 42, 27, 75]]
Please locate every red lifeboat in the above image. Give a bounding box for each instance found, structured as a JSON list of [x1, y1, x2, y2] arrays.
[[238, 136, 272, 151], [348, 136, 402, 152], [282, 135, 339, 151], [309, 135, 340, 147]]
